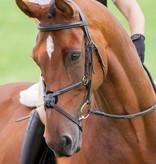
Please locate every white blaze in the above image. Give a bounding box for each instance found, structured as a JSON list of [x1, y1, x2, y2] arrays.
[[46, 35, 54, 59]]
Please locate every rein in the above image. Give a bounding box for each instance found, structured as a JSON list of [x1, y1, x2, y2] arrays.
[[89, 104, 156, 119]]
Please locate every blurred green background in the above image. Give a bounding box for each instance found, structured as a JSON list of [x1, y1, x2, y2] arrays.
[[0, 0, 155, 85], [0, 0, 39, 85]]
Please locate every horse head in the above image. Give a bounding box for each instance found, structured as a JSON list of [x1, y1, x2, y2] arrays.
[[16, 0, 105, 157]]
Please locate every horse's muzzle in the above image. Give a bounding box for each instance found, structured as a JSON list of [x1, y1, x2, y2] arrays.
[[45, 133, 81, 157]]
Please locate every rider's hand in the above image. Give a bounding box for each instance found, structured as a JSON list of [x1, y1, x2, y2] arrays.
[[131, 34, 145, 63]]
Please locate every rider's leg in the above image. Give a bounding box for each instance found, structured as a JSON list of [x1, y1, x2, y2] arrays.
[[20, 109, 45, 164]]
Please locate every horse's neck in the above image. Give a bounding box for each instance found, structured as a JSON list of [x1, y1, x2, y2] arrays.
[[91, 44, 156, 153], [87, 2, 156, 115], [98, 33, 156, 112], [76, 2, 156, 159], [89, 2, 156, 151], [84, 83, 156, 162], [85, 0, 155, 107]]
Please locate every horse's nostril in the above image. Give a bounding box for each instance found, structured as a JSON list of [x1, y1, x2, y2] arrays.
[[66, 136, 72, 146], [61, 136, 72, 149]]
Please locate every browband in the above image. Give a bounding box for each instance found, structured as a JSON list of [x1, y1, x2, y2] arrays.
[[38, 21, 87, 31]]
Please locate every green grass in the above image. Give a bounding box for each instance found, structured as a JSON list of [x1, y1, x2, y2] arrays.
[[0, 0, 156, 85], [0, 0, 40, 85]]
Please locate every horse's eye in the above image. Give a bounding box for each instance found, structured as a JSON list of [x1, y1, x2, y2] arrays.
[[70, 52, 80, 63]]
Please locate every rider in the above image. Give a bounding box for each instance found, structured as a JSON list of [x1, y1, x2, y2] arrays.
[[20, 0, 145, 163], [99, 0, 145, 62]]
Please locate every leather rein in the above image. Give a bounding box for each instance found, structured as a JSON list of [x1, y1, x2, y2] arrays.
[[35, 0, 156, 130]]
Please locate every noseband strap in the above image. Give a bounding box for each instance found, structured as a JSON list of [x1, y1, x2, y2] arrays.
[[45, 98, 83, 131], [45, 80, 84, 98]]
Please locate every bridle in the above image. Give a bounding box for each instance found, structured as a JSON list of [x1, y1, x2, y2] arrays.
[[38, 0, 105, 131], [36, 0, 156, 131]]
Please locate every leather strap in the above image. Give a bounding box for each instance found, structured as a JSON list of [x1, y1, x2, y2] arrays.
[[38, 21, 87, 31], [46, 100, 83, 131]]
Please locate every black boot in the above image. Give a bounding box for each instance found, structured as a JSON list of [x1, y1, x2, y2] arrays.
[[20, 110, 46, 164], [96, 0, 107, 7]]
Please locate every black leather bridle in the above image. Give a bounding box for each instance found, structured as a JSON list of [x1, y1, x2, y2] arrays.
[[17, 0, 156, 127], [37, 0, 105, 131]]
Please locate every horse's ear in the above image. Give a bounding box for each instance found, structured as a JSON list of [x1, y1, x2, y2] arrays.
[[16, 0, 44, 19], [55, 0, 75, 17]]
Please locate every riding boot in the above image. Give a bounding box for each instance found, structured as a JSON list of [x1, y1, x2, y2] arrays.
[[20, 110, 45, 164]]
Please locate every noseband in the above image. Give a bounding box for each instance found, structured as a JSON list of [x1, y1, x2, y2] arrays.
[[38, 0, 105, 131]]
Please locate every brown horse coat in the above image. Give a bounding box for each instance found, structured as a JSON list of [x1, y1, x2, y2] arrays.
[[0, 83, 32, 164], [1, 0, 156, 163]]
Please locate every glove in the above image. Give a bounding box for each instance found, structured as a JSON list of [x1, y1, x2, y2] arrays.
[[131, 34, 145, 63]]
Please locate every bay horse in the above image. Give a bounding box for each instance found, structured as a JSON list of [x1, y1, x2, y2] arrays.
[[0, 0, 156, 163]]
